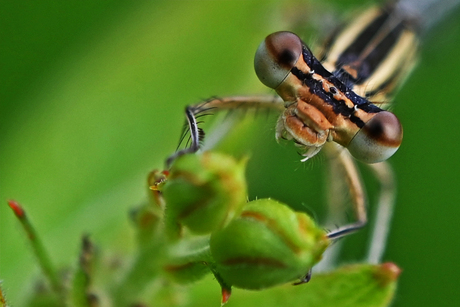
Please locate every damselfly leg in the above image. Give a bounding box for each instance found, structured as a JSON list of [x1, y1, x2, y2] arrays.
[[166, 95, 284, 167]]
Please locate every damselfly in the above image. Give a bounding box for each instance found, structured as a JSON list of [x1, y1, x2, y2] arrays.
[[165, 0, 459, 272]]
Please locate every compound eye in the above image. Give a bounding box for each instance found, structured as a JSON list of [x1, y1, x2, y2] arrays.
[[254, 31, 303, 89], [347, 111, 403, 163]]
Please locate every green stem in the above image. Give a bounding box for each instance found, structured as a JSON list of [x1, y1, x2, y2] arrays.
[[7, 200, 65, 302], [71, 235, 94, 307], [111, 245, 162, 306]]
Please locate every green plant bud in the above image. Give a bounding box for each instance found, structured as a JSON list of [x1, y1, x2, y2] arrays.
[[162, 237, 213, 284], [162, 152, 247, 237], [210, 198, 330, 290]]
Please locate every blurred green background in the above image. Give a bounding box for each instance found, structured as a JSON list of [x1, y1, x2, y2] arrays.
[[1, 0, 459, 306]]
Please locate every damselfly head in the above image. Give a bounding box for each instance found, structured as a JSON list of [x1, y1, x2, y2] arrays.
[[347, 111, 403, 163], [254, 31, 303, 89]]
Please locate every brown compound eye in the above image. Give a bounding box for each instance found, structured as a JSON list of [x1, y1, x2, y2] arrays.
[[254, 31, 303, 89], [347, 111, 403, 163]]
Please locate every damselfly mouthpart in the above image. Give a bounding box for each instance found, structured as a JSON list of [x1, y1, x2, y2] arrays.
[[165, 0, 459, 281]]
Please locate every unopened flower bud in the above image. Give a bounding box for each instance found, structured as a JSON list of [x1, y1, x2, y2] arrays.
[[162, 152, 247, 238], [210, 198, 330, 290]]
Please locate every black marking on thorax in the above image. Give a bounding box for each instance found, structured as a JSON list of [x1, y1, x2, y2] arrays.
[[291, 46, 382, 128], [331, 6, 408, 85]]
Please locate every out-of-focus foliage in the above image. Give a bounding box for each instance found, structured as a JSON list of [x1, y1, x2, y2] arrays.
[[1, 0, 460, 306]]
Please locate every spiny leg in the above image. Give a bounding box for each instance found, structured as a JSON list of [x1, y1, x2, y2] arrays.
[[166, 95, 284, 168], [325, 143, 367, 240], [365, 161, 396, 264], [319, 144, 396, 265], [296, 143, 367, 284], [314, 143, 355, 272]]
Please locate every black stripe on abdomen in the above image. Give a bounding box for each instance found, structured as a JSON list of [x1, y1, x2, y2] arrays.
[[334, 6, 406, 85]]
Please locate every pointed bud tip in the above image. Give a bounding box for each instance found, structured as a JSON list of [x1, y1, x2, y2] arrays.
[[148, 169, 169, 190], [8, 200, 25, 218], [221, 287, 232, 305], [374, 262, 402, 286], [381, 262, 402, 279]]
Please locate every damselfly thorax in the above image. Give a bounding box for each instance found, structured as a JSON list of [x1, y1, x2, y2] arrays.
[[165, 1, 424, 271], [258, 32, 403, 163]]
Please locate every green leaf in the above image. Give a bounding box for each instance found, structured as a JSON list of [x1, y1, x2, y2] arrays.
[[186, 263, 400, 307]]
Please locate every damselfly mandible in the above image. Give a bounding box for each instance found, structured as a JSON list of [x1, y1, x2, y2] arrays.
[[165, 0, 459, 274]]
